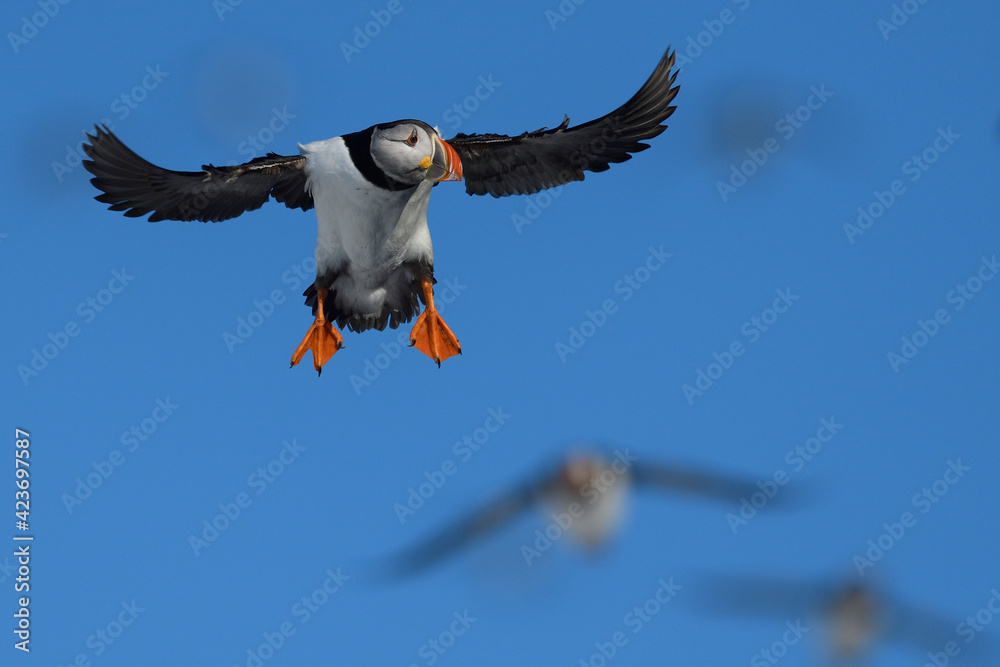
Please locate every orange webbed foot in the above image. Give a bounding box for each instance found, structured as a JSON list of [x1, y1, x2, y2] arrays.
[[410, 309, 461, 367], [290, 287, 343, 375]]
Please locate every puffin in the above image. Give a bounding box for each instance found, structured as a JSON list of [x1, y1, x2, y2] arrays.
[[381, 448, 784, 577], [82, 48, 679, 374], [697, 573, 995, 661]]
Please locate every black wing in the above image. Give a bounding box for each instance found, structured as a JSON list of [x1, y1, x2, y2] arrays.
[[379, 468, 559, 579], [82, 125, 313, 222], [695, 572, 840, 617], [632, 461, 772, 505], [885, 594, 997, 658], [447, 48, 679, 197]]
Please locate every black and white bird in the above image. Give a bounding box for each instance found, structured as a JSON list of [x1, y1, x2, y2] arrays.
[[83, 49, 679, 374], [381, 448, 784, 578], [697, 573, 996, 661]]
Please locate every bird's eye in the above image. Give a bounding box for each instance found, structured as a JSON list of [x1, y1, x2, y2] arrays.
[[405, 131, 419, 146]]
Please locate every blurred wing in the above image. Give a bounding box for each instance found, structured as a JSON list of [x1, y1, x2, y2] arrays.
[[448, 48, 679, 197], [885, 596, 995, 657], [381, 469, 558, 578], [631, 461, 765, 504], [83, 125, 313, 222], [696, 573, 837, 618]]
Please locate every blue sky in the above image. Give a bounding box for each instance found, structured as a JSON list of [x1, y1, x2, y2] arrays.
[[2, 0, 999, 665]]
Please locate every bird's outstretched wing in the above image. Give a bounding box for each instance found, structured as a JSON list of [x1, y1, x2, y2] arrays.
[[83, 125, 313, 222], [447, 48, 679, 197], [631, 461, 769, 505], [379, 468, 560, 578], [695, 573, 840, 617], [885, 594, 996, 658]]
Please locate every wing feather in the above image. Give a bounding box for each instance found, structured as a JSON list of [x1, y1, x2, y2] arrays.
[[82, 125, 313, 222], [448, 48, 679, 197], [631, 461, 764, 504], [379, 468, 559, 578]]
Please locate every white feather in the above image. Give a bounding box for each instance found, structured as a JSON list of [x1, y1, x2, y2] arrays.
[[546, 468, 632, 547], [298, 137, 434, 317]]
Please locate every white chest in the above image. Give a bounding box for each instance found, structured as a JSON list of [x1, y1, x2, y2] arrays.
[[300, 137, 433, 279]]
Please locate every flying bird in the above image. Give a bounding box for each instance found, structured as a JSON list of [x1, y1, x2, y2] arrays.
[[82, 49, 679, 374], [696, 573, 995, 662], [382, 448, 784, 578]]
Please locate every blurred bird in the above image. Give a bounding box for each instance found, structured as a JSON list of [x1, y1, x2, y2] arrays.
[[82, 49, 679, 374], [696, 572, 994, 662], [382, 448, 788, 578]]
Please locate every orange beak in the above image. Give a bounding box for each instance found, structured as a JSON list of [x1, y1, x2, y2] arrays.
[[426, 136, 463, 182]]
